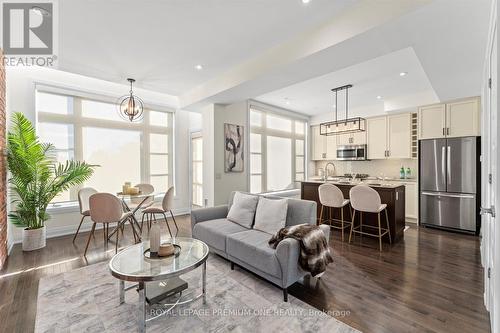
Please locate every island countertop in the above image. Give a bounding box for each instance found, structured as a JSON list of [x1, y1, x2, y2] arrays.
[[301, 181, 406, 243]]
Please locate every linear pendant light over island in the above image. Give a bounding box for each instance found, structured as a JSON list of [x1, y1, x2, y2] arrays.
[[320, 84, 366, 136]]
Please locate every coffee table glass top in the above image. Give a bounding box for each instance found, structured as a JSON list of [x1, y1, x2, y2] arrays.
[[109, 237, 209, 282]]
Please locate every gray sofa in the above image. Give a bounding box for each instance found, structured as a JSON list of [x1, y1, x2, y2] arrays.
[[191, 191, 330, 302]]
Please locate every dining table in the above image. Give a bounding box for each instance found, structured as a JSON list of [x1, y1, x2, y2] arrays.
[[107, 191, 158, 243]]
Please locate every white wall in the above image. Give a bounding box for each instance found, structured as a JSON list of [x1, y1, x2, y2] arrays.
[[213, 101, 249, 205], [5, 67, 198, 247], [200, 101, 250, 206]]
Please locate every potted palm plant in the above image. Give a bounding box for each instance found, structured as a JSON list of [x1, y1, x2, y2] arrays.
[[7, 112, 96, 251]]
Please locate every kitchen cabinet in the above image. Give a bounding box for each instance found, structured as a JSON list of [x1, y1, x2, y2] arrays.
[[446, 98, 480, 138], [311, 125, 326, 160], [367, 114, 411, 159], [326, 135, 337, 160], [311, 125, 337, 160], [367, 116, 387, 159], [387, 113, 412, 158], [418, 104, 446, 139], [418, 97, 480, 139], [337, 131, 366, 146], [403, 182, 418, 221]]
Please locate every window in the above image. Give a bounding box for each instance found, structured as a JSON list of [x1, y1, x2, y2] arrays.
[[249, 107, 307, 193], [36, 91, 173, 203]]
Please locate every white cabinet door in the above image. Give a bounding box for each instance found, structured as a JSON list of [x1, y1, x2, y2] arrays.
[[326, 135, 337, 160], [337, 134, 351, 146], [404, 182, 418, 220], [387, 113, 411, 159], [352, 131, 367, 145], [418, 103, 446, 139], [446, 97, 480, 138], [311, 125, 326, 160], [367, 116, 387, 159]]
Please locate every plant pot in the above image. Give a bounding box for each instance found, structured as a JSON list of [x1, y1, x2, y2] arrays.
[[22, 226, 46, 251]]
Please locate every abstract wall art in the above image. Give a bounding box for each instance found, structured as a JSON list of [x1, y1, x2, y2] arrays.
[[224, 123, 244, 172]]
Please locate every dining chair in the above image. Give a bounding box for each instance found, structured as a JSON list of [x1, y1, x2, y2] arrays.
[[348, 185, 391, 251], [73, 187, 97, 243], [141, 186, 178, 237], [84, 193, 133, 256], [318, 183, 351, 241]]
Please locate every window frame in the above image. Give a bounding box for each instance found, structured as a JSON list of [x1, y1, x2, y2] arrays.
[[249, 102, 308, 194], [36, 89, 174, 206]]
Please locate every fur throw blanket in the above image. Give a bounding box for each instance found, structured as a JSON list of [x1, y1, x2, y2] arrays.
[[269, 224, 333, 277]]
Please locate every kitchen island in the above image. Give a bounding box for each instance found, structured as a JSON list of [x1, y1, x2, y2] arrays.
[[301, 180, 406, 243]]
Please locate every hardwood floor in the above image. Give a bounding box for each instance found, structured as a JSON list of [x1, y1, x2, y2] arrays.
[[0, 217, 490, 333]]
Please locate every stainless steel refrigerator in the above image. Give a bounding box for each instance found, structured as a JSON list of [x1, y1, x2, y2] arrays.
[[419, 136, 480, 233]]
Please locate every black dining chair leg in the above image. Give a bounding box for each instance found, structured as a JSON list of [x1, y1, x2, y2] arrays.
[[141, 213, 145, 232], [169, 210, 179, 235], [162, 212, 173, 237], [84, 223, 97, 257], [73, 215, 86, 243]]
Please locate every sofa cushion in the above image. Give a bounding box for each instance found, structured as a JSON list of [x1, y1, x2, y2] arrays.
[[254, 197, 288, 235], [227, 192, 259, 228], [192, 218, 248, 252], [226, 230, 282, 278]]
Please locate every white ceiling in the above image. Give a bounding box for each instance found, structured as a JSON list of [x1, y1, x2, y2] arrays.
[[54, 0, 491, 115], [256, 47, 439, 117], [253, 0, 492, 117], [57, 0, 356, 96]]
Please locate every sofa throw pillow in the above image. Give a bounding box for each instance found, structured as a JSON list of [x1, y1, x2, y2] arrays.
[[254, 197, 288, 235], [227, 192, 259, 228]]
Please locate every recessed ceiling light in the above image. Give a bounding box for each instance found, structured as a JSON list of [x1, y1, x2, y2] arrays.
[[332, 105, 336, 108], [376, 95, 382, 100], [302, 0, 311, 4], [399, 72, 408, 76], [195, 64, 203, 70], [285, 98, 291, 105]]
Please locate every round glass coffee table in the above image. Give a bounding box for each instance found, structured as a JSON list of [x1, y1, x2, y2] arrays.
[[109, 237, 209, 333]]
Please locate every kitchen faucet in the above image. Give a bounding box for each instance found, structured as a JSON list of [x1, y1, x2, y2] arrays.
[[323, 162, 336, 181]]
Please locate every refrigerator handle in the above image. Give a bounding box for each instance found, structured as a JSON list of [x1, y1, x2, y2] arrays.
[[447, 146, 451, 185], [441, 146, 446, 182]]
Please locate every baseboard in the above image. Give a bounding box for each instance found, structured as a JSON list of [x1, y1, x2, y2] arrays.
[[8, 207, 191, 245]]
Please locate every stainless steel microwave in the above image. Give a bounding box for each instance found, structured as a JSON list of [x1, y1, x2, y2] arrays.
[[336, 144, 367, 160]]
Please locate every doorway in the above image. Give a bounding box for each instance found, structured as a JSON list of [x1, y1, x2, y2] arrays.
[[190, 132, 203, 208]]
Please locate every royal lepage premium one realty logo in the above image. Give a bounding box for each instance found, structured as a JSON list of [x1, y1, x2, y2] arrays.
[[1, 1, 57, 66]]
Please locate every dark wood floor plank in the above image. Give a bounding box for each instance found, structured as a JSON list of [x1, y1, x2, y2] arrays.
[[0, 216, 490, 333]]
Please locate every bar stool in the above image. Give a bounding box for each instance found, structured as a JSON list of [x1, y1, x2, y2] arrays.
[[318, 183, 351, 241], [348, 185, 391, 251]]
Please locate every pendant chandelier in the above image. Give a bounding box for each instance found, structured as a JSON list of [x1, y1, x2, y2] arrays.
[[118, 78, 144, 122], [320, 84, 365, 135]]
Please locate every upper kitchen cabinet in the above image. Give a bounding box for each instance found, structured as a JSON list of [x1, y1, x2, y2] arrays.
[[446, 98, 480, 138], [311, 125, 326, 160], [418, 97, 480, 139], [367, 116, 387, 160], [337, 131, 366, 146], [311, 125, 338, 160], [387, 113, 412, 159], [418, 103, 446, 139], [367, 114, 412, 160]]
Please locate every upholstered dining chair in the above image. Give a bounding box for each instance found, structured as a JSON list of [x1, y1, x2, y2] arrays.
[[73, 187, 97, 243], [84, 193, 133, 256], [318, 183, 351, 241], [349, 185, 391, 251], [141, 186, 178, 237]]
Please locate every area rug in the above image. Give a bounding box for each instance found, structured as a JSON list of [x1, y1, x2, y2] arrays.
[[35, 254, 359, 333]]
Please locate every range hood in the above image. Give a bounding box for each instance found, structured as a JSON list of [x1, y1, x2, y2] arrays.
[[320, 84, 366, 136]]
